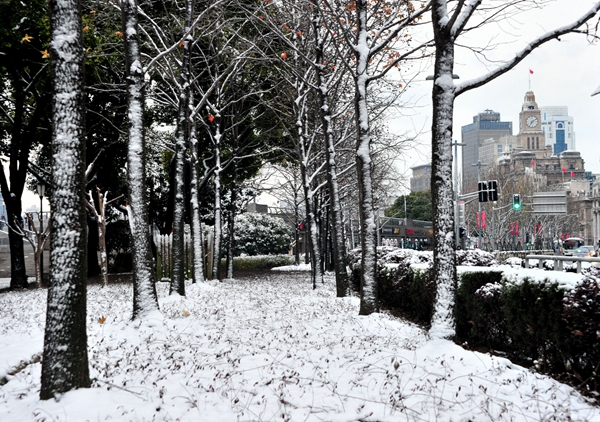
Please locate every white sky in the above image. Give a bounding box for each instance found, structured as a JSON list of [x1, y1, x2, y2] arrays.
[[392, 0, 600, 192]]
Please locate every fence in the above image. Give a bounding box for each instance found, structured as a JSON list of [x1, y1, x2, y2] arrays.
[[153, 226, 193, 281]]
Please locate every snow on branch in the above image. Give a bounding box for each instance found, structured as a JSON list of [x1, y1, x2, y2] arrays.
[[455, 1, 600, 96]]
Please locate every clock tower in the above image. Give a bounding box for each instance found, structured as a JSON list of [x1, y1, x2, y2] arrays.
[[517, 91, 546, 155]]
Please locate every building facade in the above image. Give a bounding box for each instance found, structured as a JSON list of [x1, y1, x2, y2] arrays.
[[461, 110, 513, 193], [540, 106, 575, 154], [410, 163, 431, 192], [478, 135, 518, 166], [499, 91, 586, 186]]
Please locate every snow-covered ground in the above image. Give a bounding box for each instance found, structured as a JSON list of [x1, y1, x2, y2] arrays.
[[0, 271, 598, 421]]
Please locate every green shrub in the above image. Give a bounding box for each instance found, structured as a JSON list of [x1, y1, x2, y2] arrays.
[[562, 276, 600, 391], [455, 271, 505, 348], [502, 278, 566, 372], [229, 254, 295, 272], [232, 213, 294, 256]]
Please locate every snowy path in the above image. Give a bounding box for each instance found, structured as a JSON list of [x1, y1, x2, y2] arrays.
[[0, 272, 598, 421]]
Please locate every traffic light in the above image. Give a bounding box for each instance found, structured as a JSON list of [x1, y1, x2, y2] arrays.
[[488, 180, 498, 202], [478, 181, 488, 202], [512, 194, 521, 210]]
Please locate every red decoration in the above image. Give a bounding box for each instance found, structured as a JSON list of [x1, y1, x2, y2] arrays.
[[529, 69, 534, 74], [208, 115, 215, 122], [562, 167, 566, 173], [281, 52, 287, 60], [571, 171, 575, 177]]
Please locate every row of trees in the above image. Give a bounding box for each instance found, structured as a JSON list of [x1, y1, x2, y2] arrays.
[[1, 0, 599, 399]]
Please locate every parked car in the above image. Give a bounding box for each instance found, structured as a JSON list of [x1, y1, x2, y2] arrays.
[[572, 246, 596, 258]]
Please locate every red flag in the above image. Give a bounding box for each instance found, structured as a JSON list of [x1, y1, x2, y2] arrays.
[[571, 171, 575, 177], [562, 167, 566, 173], [481, 211, 486, 229], [529, 69, 534, 74], [476, 212, 480, 229], [531, 160, 536, 166]]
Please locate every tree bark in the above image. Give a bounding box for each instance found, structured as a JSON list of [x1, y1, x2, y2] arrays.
[[429, 3, 457, 339], [354, 0, 378, 315], [211, 122, 223, 281], [86, 211, 101, 277], [188, 94, 205, 284], [40, 0, 90, 399], [225, 161, 238, 279], [170, 0, 194, 295], [120, 0, 159, 319]]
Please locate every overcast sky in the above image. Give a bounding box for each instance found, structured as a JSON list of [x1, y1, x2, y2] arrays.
[[19, 1, 600, 209], [392, 0, 600, 194]]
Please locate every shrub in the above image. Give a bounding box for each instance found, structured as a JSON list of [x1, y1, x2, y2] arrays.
[[232, 213, 294, 256], [502, 278, 566, 371], [230, 255, 295, 272], [562, 269, 600, 391], [455, 271, 505, 348]]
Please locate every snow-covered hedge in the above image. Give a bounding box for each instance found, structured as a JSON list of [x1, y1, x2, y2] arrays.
[[232, 213, 294, 256], [349, 247, 600, 394], [232, 254, 295, 272]]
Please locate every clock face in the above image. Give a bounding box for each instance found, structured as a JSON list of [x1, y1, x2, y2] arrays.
[[526, 116, 538, 128]]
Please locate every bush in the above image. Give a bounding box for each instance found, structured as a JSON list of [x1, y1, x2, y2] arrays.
[[230, 255, 295, 272], [455, 271, 505, 348], [501, 277, 566, 371], [562, 270, 600, 391], [233, 213, 294, 256]]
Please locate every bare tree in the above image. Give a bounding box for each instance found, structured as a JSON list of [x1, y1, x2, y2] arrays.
[[85, 187, 124, 287], [119, 0, 159, 318], [321, 0, 431, 314], [40, 0, 90, 400]]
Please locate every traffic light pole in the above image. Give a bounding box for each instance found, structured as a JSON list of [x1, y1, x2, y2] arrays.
[[472, 161, 487, 249], [453, 140, 466, 249]]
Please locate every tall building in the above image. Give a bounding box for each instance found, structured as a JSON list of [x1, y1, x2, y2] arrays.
[[461, 110, 513, 193], [410, 163, 431, 192], [478, 135, 518, 166], [540, 106, 575, 154], [500, 91, 585, 186]]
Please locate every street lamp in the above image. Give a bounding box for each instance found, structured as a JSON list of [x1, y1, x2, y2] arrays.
[[37, 182, 45, 284]]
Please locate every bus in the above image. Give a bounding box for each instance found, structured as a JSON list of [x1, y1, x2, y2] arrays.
[[563, 237, 585, 255]]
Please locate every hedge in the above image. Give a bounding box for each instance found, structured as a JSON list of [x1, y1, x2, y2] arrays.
[[348, 247, 600, 393]]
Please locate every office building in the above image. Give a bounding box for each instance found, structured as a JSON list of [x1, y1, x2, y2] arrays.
[[540, 106, 575, 154], [461, 110, 513, 193]]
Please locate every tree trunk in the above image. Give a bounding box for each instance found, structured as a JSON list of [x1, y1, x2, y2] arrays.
[[301, 163, 322, 289], [354, 0, 378, 315], [86, 211, 101, 277], [428, 3, 459, 339], [225, 163, 238, 279], [170, 0, 194, 295], [188, 95, 205, 284], [311, 3, 348, 295], [211, 123, 223, 281], [40, 0, 90, 399], [120, 0, 159, 319], [7, 219, 27, 288]]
